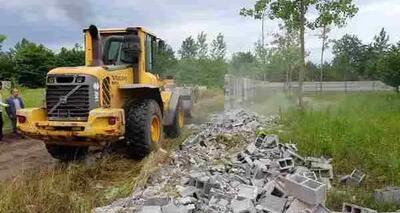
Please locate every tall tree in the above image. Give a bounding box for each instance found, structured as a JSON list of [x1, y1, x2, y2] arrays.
[[13, 39, 55, 88], [210, 33, 227, 60], [332, 34, 364, 82], [270, 26, 301, 87], [365, 28, 390, 78], [178, 36, 198, 59], [241, 0, 358, 107], [55, 43, 84, 67], [377, 43, 400, 92], [197, 32, 208, 59], [154, 43, 177, 76]]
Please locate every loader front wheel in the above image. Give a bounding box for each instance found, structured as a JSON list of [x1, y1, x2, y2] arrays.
[[45, 144, 88, 161], [165, 100, 184, 138], [125, 99, 162, 159]]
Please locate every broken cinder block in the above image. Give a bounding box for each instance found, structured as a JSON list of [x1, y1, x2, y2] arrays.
[[374, 186, 400, 205], [342, 203, 377, 213], [257, 194, 287, 213], [230, 199, 256, 213], [237, 184, 259, 201], [282, 174, 327, 205]]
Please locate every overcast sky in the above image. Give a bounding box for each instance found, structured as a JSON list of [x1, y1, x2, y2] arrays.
[[1, 0, 399, 63]]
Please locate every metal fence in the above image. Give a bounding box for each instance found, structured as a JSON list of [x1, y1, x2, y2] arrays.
[[224, 74, 394, 110]]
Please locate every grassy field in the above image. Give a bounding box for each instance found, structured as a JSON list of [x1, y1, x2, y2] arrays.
[[272, 92, 400, 211], [0, 89, 224, 213], [1, 88, 44, 131]]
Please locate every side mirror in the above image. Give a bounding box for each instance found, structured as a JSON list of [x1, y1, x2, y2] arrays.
[[122, 35, 140, 54], [158, 40, 166, 51]]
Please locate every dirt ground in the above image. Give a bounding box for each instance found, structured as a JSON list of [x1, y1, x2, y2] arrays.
[[0, 135, 55, 181]]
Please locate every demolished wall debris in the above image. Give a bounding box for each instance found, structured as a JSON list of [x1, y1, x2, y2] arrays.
[[93, 110, 380, 213]]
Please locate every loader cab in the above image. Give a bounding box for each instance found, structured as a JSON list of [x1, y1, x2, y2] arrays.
[[83, 26, 162, 79]]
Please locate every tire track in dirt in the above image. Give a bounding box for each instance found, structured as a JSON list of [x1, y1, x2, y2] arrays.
[[0, 136, 56, 181]]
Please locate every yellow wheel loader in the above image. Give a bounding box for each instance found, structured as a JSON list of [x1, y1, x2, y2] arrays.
[[16, 25, 191, 161]]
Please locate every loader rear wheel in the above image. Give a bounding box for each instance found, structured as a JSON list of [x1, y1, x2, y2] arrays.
[[45, 144, 88, 161], [125, 99, 162, 159], [165, 100, 184, 138]]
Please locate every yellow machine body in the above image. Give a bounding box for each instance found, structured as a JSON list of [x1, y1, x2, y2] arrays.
[[17, 27, 181, 147]]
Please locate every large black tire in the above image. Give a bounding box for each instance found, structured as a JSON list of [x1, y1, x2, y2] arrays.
[[165, 99, 184, 138], [45, 144, 88, 161], [125, 99, 163, 159]]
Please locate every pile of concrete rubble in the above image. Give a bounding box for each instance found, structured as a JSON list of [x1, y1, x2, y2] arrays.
[[93, 110, 378, 213]]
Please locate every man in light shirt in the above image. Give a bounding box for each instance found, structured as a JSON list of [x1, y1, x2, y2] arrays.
[[6, 88, 24, 136], [0, 82, 9, 141]]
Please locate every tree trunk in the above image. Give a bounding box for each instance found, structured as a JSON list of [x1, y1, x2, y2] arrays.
[[298, 0, 306, 108], [320, 25, 327, 92]]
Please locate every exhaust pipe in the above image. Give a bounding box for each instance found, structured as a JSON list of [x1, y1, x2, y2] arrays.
[[88, 25, 103, 66]]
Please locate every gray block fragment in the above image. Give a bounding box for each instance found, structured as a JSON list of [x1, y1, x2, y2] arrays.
[[374, 187, 400, 205], [179, 186, 201, 198], [257, 194, 287, 213], [347, 169, 366, 185], [283, 174, 327, 205], [286, 199, 312, 213], [230, 199, 256, 213], [162, 203, 189, 213], [310, 204, 331, 213], [246, 143, 257, 155], [264, 181, 286, 197], [237, 184, 259, 200], [140, 206, 162, 213], [143, 197, 170, 206], [342, 203, 377, 213]]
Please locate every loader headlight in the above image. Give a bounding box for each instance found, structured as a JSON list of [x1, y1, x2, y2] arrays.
[[47, 76, 55, 84], [75, 76, 86, 83]]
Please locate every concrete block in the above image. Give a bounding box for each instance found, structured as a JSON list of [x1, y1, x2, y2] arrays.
[[258, 194, 287, 213], [287, 149, 306, 164], [179, 186, 201, 198], [246, 143, 257, 155], [264, 181, 286, 198], [348, 169, 366, 185], [342, 203, 377, 213], [143, 197, 170, 206], [230, 199, 256, 213], [286, 199, 312, 213], [374, 187, 400, 205], [277, 158, 295, 171], [310, 204, 331, 213], [237, 184, 259, 200], [179, 197, 197, 205], [311, 168, 333, 180], [140, 206, 162, 213], [251, 179, 265, 188], [283, 174, 327, 205], [162, 203, 189, 213], [209, 187, 225, 198], [252, 161, 268, 179], [296, 167, 318, 180], [255, 134, 279, 148]]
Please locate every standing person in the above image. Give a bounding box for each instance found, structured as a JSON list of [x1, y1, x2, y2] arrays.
[[0, 82, 9, 141], [6, 88, 24, 136]]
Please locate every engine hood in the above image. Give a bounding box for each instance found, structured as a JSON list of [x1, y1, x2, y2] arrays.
[[48, 66, 107, 78]]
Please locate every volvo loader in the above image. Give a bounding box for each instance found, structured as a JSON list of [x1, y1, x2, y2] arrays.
[[17, 25, 189, 160]]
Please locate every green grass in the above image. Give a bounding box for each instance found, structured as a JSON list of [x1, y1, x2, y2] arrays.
[[272, 92, 400, 211], [1, 88, 44, 131]]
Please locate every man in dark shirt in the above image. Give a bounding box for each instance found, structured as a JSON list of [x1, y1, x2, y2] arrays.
[[6, 88, 24, 135]]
